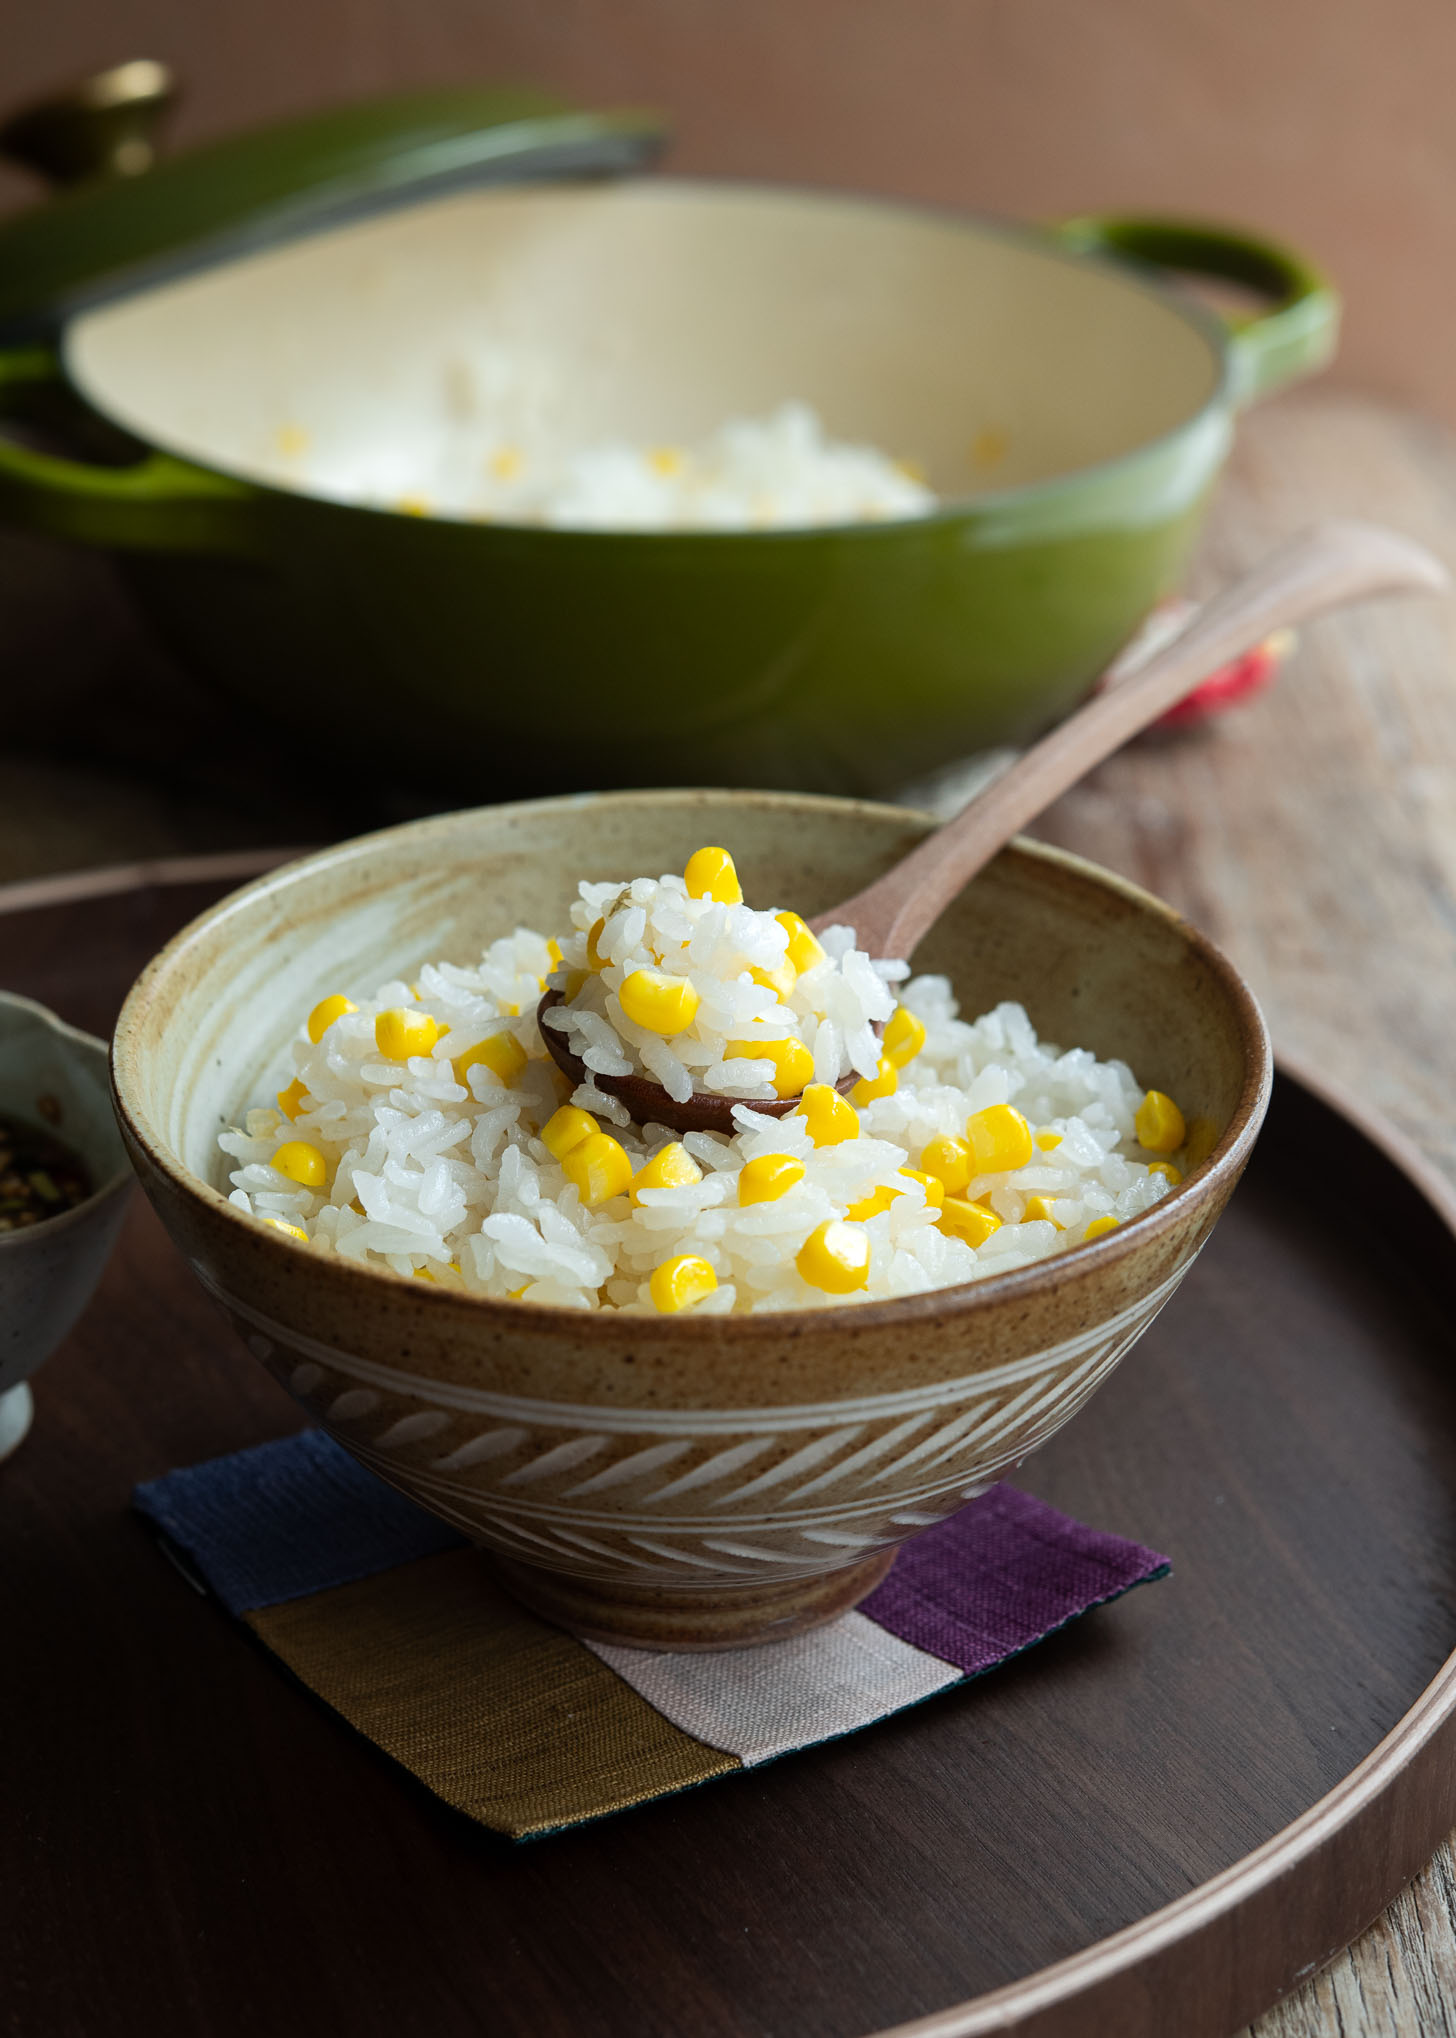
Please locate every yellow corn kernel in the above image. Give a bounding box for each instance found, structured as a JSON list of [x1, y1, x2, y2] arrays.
[[796, 1219, 871, 1293], [452, 1032, 527, 1090], [898, 1167, 945, 1209], [631, 1142, 703, 1204], [684, 845, 743, 904], [415, 1266, 438, 1283], [1135, 1090, 1186, 1154], [919, 1134, 972, 1194], [265, 1217, 308, 1241], [776, 911, 826, 975], [847, 1183, 901, 1221], [794, 1083, 859, 1147], [940, 1196, 1003, 1247], [1023, 1194, 1062, 1227], [1084, 1214, 1121, 1241], [557, 968, 588, 1001], [748, 956, 798, 999], [726, 1034, 815, 1097], [586, 918, 607, 970], [851, 1054, 899, 1107], [737, 1153, 805, 1205], [276, 1077, 309, 1121], [307, 994, 356, 1043], [1036, 1128, 1063, 1151], [562, 1132, 633, 1207], [546, 938, 563, 968], [965, 1104, 1034, 1173], [541, 1105, 598, 1161], [1148, 1160, 1183, 1185], [883, 1008, 927, 1068], [373, 1007, 440, 1060], [271, 1140, 327, 1188], [508, 1284, 530, 1301], [619, 969, 700, 1036], [649, 1253, 718, 1312]]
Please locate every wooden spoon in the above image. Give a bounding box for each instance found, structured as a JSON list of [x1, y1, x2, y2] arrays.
[[539, 520, 1447, 1134]]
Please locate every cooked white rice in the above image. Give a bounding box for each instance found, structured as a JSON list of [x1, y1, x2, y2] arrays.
[[286, 401, 935, 530], [220, 854, 1184, 1314], [542, 867, 898, 1106]]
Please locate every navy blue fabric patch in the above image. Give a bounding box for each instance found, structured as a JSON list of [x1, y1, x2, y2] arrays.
[[134, 1428, 464, 1614]]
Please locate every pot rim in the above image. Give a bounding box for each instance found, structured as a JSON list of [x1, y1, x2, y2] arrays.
[[110, 788, 1273, 1337], [62, 174, 1236, 543]]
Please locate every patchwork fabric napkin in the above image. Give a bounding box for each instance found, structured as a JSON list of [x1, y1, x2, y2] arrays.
[[135, 1430, 1167, 1839]]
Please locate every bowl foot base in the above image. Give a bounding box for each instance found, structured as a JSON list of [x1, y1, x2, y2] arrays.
[[489, 1547, 898, 1652], [0, 1382, 33, 1463]]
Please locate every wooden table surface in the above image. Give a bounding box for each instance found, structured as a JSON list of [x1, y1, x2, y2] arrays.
[[1031, 389, 1456, 2038], [4, 383, 1456, 2034]]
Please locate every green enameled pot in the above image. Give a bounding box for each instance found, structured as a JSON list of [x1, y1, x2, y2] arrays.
[[0, 179, 1336, 796]]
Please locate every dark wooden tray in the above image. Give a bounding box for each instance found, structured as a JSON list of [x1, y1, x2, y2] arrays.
[[6, 854, 1456, 2038]]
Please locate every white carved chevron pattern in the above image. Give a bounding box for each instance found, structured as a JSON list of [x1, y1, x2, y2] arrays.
[[203, 1256, 1191, 1434], [208, 1257, 1189, 1585]]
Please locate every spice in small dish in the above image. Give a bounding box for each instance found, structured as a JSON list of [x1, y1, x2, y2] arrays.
[[0, 1111, 93, 1230]]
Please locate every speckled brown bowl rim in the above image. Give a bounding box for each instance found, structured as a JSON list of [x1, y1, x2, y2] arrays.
[[109, 790, 1272, 1339]]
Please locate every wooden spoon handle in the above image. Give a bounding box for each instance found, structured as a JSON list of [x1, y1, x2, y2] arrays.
[[814, 520, 1448, 961]]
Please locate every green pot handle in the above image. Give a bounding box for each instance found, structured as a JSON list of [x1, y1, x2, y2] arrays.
[[0, 344, 261, 552], [1050, 215, 1339, 405]]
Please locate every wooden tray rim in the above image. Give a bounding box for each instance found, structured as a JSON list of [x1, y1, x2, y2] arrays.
[[880, 1055, 1456, 2036], [9, 854, 1456, 2038]]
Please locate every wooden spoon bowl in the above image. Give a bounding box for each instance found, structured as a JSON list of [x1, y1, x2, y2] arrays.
[[536, 987, 865, 1135]]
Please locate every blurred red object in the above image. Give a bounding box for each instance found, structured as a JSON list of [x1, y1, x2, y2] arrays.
[[1157, 627, 1294, 728], [1108, 600, 1294, 730]]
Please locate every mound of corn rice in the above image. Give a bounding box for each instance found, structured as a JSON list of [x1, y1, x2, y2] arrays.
[[337, 402, 934, 530], [542, 845, 900, 1106], [220, 848, 1188, 1314]]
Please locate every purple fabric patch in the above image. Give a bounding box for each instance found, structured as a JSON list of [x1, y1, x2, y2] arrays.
[[861, 1483, 1169, 1673]]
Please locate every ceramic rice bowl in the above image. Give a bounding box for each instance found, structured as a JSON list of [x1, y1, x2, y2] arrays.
[[110, 792, 1270, 1649]]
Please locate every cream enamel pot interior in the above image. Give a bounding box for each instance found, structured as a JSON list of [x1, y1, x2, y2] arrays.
[[0, 180, 1336, 796], [109, 791, 1271, 1650]]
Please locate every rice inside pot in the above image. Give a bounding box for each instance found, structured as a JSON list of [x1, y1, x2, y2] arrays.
[[288, 401, 936, 530]]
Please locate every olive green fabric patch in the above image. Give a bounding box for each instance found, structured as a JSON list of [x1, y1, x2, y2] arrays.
[[248, 1549, 739, 1837]]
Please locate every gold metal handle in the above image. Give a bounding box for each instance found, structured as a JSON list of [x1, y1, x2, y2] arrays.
[[0, 59, 177, 185]]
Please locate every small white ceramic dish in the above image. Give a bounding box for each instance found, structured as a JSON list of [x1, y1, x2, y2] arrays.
[[0, 992, 133, 1459]]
